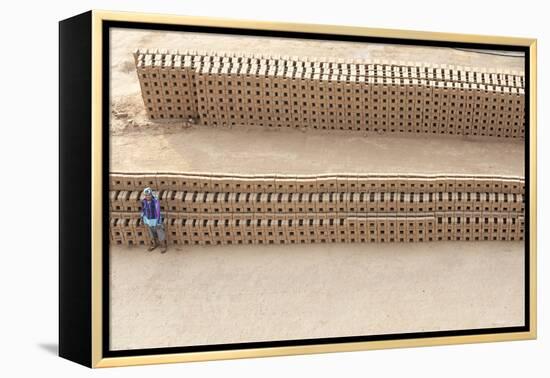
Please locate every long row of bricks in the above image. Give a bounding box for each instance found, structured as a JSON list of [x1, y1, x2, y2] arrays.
[[110, 212, 525, 247], [111, 191, 525, 214], [134, 49, 525, 88], [134, 50, 525, 138], [110, 173, 525, 194], [109, 173, 524, 247]]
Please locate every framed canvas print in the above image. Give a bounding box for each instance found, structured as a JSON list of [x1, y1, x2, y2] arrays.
[[59, 10, 537, 368]]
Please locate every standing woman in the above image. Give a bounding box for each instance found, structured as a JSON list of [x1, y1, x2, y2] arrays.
[[141, 187, 168, 253]]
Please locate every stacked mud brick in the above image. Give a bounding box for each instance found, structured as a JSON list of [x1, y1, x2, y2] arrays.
[[109, 172, 525, 247], [134, 49, 525, 138]]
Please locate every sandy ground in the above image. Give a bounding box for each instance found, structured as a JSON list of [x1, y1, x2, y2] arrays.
[[111, 126, 524, 176], [108, 30, 526, 350], [110, 241, 524, 350]]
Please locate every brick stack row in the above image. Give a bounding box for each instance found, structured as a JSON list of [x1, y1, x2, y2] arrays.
[[109, 172, 525, 247], [111, 172, 524, 194], [134, 49, 525, 138]]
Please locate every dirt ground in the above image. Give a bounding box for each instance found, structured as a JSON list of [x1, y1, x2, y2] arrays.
[[108, 29, 526, 351], [110, 241, 524, 350], [111, 126, 524, 176]]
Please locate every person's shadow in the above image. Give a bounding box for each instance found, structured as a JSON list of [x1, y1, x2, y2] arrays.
[[38, 343, 58, 355]]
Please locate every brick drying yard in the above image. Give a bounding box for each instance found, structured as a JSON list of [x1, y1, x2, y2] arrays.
[[109, 29, 525, 350]]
